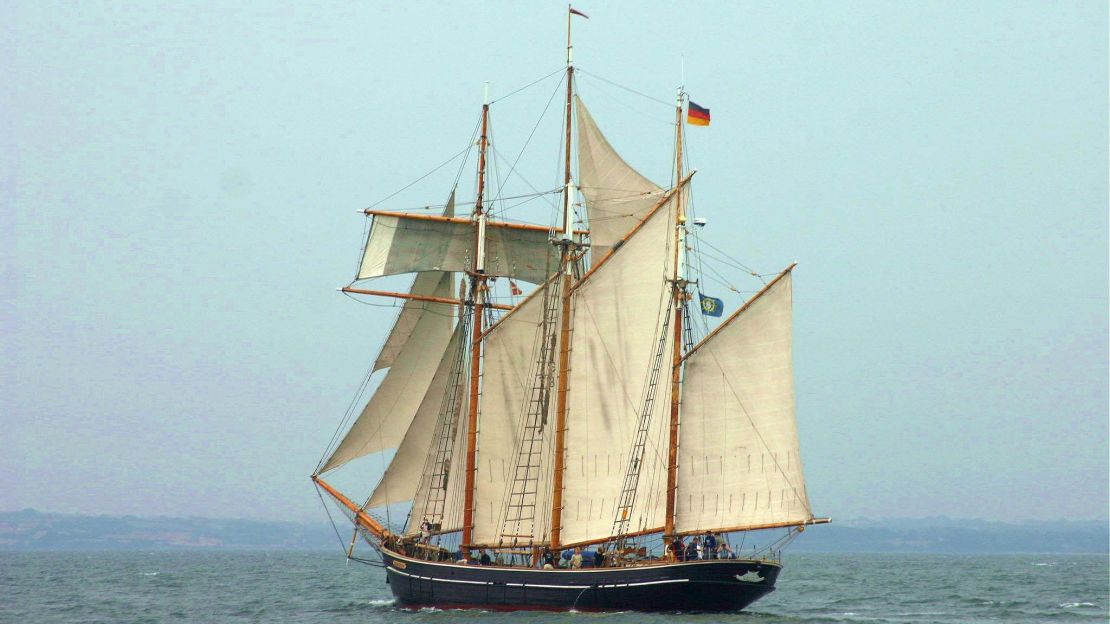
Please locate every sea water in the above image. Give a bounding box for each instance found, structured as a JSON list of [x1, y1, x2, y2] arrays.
[[1, 551, 1106, 623]]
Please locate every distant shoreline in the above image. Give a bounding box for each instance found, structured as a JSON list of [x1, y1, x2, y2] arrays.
[[2, 509, 1106, 554]]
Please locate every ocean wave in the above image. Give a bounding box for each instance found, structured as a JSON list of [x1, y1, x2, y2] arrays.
[[1059, 602, 1098, 608]]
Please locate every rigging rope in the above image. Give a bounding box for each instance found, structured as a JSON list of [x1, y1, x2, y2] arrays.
[[363, 121, 480, 212], [490, 74, 567, 217], [489, 67, 566, 105], [577, 68, 675, 109]]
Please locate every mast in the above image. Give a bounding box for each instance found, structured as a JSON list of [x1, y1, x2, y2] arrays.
[[663, 87, 686, 541], [549, 4, 577, 550], [461, 92, 490, 549]]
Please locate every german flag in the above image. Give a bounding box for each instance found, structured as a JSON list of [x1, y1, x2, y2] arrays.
[[687, 101, 711, 126]]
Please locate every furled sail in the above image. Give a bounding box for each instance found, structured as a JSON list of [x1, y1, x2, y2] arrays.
[[675, 269, 813, 533], [558, 192, 677, 546], [366, 324, 464, 510], [576, 97, 665, 259], [319, 271, 455, 473], [470, 282, 557, 546], [358, 214, 558, 285]]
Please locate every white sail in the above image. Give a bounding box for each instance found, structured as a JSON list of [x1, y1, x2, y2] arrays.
[[576, 97, 665, 258], [366, 324, 464, 510], [373, 193, 457, 371], [359, 215, 557, 285], [374, 271, 450, 372], [675, 270, 813, 532], [470, 282, 557, 546], [319, 271, 455, 473], [559, 194, 677, 546], [400, 324, 470, 535]]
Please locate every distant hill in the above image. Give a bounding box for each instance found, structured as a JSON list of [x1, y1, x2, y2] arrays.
[[789, 517, 1108, 554], [0, 509, 336, 551], [1, 509, 1105, 553]]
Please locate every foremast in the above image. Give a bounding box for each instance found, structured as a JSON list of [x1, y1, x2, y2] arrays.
[[462, 92, 491, 549]]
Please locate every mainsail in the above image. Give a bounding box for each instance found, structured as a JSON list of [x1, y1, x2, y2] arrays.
[[676, 269, 813, 532], [559, 190, 678, 546]]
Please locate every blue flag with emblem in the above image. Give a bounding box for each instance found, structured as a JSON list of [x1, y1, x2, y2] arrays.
[[698, 293, 724, 317]]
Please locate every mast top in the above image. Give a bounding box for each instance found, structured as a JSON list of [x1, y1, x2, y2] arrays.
[[567, 5, 588, 66]]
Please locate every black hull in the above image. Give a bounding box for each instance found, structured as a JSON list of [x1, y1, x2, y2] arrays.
[[380, 548, 780, 612]]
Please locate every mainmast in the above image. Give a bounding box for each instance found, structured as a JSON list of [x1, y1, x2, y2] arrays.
[[549, 3, 579, 550], [663, 87, 687, 541], [461, 90, 491, 549]]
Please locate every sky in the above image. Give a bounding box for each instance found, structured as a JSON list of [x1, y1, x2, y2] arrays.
[[2, 1, 1107, 524]]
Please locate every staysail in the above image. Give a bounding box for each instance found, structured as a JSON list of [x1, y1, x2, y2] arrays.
[[319, 271, 455, 473], [576, 97, 665, 260], [675, 268, 813, 532], [366, 324, 464, 511]]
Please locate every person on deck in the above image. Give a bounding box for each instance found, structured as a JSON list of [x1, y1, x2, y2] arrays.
[[694, 536, 704, 560], [541, 547, 556, 569], [570, 547, 583, 569], [717, 540, 735, 559], [419, 518, 431, 543], [685, 538, 698, 561], [669, 536, 685, 561], [704, 530, 718, 559], [479, 549, 492, 566]]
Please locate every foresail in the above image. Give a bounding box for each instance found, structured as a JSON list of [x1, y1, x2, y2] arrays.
[[576, 97, 665, 259], [471, 282, 556, 546], [358, 215, 558, 285], [559, 194, 676, 546], [374, 271, 448, 372], [366, 324, 464, 509], [676, 269, 812, 533], [319, 271, 455, 473]]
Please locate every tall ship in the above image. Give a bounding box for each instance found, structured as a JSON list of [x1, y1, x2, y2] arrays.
[[313, 7, 828, 612]]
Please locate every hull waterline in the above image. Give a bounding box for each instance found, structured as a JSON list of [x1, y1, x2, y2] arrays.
[[380, 548, 780, 612]]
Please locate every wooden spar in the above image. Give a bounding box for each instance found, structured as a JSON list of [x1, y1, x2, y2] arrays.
[[363, 209, 587, 235], [681, 262, 797, 362], [340, 286, 513, 311], [571, 173, 695, 291], [664, 91, 686, 539], [549, 26, 576, 551], [362, 211, 472, 223], [462, 102, 490, 550], [550, 271, 572, 548], [672, 517, 833, 538], [664, 302, 682, 538], [471, 517, 832, 552], [557, 526, 664, 551], [311, 475, 388, 538]]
